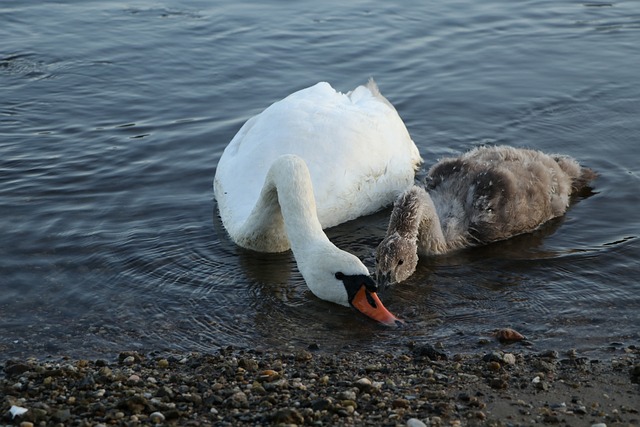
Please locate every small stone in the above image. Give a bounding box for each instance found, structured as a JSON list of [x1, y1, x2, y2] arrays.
[[295, 350, 312, 361], [392, 398, 410, 409], [574, 405, 588, 415], [337, 390, 356, 400], [225, 391, 248, 408], [488, 361, 501, 371], [482, 352, 504, 363], [502, 353, 517, 365], [355, 377, 371, 387], [19, 422, 34, 427], [412, 344, 448, 360], [52, 409, 71, 422], [489, 378, 508, 389], [123, 356, 136, 365], [591, 424, 607, 427], [157, 359, 169, 369], [535, 380, 549, 391], [407, 418, 427, 427], [311, 397, 332, 411], [493, 328, 525, 343], [258, 369, 279, 382], [271, 408, 304, 424], [149, 412, 165, 423], [4, 362, 31, 377]]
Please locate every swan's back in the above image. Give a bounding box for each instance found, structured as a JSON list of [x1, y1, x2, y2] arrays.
[[214, 80, 421, 249], [427, 145, 595, 245]]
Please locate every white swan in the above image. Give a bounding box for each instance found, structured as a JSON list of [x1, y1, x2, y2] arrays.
[[375, 145, 596, 286], [214, 80, 422, 325]]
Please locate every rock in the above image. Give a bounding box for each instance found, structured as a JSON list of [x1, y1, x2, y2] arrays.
[[4, 362, 31, 378], [238, 357, 258, 371], [295, 350, 313, 361], [337, 390, 356, 400], [407, 418, 427, 427], [149, 412, 165, 423], [127, 374, 141, 383], [122, 356, 136, 365], [354, 377, 377, 393], [118, 351, 143, 364], [271, 408, 304, 424], [117, 395, 150, 414], [483, 351, 504, 363], [412, 344, 448, 361], [502, 353, 517, 365], [52, 409, 71, 422], [225, 391, 249, 408], [392, 398, 410, 409], [311, 397, 332, 411], [487, 361, 501, 371], [258, 369, 279, 382], [493, 328, 525, 343]]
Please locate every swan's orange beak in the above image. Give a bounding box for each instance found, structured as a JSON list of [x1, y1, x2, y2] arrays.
[[351, 285, 404, 327]]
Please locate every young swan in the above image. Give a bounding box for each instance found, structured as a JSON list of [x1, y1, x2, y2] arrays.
[[375, 145, 596, 287]]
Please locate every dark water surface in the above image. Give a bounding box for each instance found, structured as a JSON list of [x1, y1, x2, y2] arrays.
[[2, 1, 639, 361]]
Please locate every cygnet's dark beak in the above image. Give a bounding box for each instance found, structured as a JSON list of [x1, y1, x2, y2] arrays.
[[375, 270, 394, 291]]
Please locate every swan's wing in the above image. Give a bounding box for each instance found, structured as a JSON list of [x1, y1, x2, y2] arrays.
[[215, 81, 420, 230]]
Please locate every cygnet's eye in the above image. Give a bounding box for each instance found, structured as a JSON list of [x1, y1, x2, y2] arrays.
[[397, 259, 404, 266]]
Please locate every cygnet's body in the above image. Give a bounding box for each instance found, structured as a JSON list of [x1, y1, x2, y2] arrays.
[[376, 145, 596, 286]]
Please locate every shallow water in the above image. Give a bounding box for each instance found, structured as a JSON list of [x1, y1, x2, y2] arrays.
[[1, 0, 639, 361]]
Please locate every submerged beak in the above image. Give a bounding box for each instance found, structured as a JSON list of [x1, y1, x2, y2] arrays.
[[375, 271, 394, 291], [351, 285, 404, 327]]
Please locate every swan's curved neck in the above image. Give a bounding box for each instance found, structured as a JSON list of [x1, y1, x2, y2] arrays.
[[239, 155, 332, 255]]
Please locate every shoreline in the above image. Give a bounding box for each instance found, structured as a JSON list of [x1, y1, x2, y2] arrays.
[[2, 344, 638, 426]]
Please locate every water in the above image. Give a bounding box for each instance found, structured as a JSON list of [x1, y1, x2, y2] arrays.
[[1, 0, 639, 362]]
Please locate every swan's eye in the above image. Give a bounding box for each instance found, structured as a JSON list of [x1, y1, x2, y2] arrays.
[[397, 260, 404, 266], [335, 272, 345, 280]]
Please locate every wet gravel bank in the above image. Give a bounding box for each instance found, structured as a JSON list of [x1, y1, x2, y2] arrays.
[[2, 344, 638, 426]]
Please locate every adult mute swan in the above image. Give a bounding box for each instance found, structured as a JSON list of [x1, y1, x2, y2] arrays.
[[214, 80, 422, 325], [376, 145, 596, 287]]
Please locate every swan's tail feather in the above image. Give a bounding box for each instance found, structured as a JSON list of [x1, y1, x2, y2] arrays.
[[365, 77, 380, 96]]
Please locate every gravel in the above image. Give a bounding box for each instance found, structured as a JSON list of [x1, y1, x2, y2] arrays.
[[2, 344, 638, 426]]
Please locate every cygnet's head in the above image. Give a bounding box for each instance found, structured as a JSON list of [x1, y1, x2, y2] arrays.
[[375, 231, 419, 288]]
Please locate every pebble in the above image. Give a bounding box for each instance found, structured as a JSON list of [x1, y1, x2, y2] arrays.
[[502, 353, 517, 365], [0, 347, 636, 426], [122, 356, 136, 365], [407, 418, 427, 427], [149, 411, 165, 423]]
